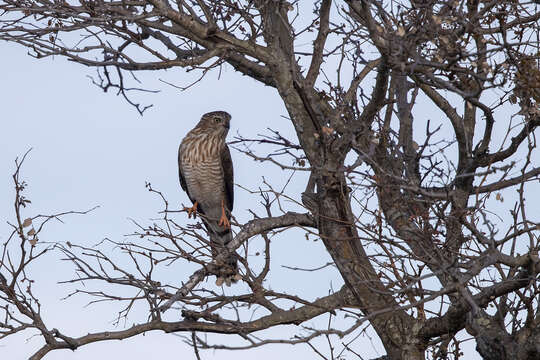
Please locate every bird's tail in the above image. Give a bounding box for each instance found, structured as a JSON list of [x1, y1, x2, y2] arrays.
[[203, 220, 239, 286]]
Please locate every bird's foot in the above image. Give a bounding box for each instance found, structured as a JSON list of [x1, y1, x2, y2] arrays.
[[218, 214, 230, 229], [218, 200, 231, 229], [183, 201, 198, 219]]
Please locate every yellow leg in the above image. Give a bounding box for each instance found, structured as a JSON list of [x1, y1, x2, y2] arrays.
[[184, 201, 198, 219], [218, 199, 231, 229]]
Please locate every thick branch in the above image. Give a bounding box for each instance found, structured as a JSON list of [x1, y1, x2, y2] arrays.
[[31, 285, 350, 360], [160, 212, 315, 312]]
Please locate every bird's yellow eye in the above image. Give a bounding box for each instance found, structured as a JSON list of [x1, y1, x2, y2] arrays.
[[214, 117, 221, 123]]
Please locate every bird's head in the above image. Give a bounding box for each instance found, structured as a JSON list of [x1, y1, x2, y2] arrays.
[[198, 111, 231, 135]]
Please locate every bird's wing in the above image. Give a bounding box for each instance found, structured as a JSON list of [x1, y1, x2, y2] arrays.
[[222, 145, 234, 212]]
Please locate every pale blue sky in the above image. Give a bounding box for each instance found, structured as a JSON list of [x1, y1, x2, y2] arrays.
[[4, 17, 535, 356], [1, 41, 356, 359]]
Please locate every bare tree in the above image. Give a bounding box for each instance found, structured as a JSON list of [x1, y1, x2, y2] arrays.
[[1, 1, 540, 359]]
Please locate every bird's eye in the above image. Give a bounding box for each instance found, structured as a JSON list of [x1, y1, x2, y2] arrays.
[[214, 117, 221, 123]]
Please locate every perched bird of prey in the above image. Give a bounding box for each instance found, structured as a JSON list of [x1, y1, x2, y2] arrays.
[[178, 111, 238, 286]]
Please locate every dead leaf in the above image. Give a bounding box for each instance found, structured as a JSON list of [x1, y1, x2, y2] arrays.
[[27, 228, 36, 236], [284, 1, 294, 11], [322, 126, 334, 136], [22, 218, 32, 228], [29, 238, 38, 246]]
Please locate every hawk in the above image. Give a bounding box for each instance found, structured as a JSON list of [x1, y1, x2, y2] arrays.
[[178, 111, 238, 285]]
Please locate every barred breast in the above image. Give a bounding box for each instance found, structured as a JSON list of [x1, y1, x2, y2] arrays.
[[179, 132, 226, 220]]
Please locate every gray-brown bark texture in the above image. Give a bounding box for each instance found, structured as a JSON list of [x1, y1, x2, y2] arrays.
[[1, 1, 540, 359]]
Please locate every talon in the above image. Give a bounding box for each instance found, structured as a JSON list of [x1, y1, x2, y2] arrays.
[[218, 199, 231, 229], [218, 214, 231, 229], [184, 201, 198, 219]]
